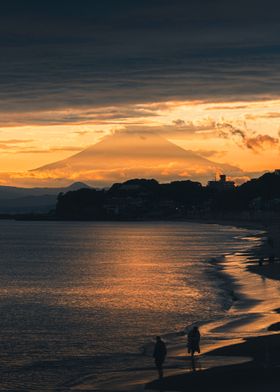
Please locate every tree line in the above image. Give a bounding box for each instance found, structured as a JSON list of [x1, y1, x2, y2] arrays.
[[55, 172, 280, 220]]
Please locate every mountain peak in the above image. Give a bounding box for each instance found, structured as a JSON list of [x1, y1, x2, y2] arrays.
[[32, 131, 241, 186]]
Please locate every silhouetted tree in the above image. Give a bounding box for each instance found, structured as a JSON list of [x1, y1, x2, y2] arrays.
[[54, 172, 280, 220]]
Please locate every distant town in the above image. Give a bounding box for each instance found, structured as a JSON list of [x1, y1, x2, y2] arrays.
[[2, 170, 279, 222]]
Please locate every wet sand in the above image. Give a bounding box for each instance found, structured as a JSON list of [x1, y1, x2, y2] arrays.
[[147, 221, 280, 391], [69, 222, 280, 391], [147, 333, 280, 392]]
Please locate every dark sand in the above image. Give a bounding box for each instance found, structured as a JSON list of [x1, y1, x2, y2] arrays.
[[146, 333, 280, 392], [146, 219, 280, 392], [147, 340, 279, 391]]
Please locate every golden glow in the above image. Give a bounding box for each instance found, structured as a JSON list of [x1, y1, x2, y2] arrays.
[[0, 99, 279, 186]]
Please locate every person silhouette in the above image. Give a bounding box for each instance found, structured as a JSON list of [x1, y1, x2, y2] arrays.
[[153, 336, 167, 379], [267, 237, 275, 263], [187, 326, 201, 357]]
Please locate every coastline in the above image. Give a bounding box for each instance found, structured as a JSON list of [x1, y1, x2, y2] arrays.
[[66, 220, 280, 392], [146, 220, 280, 391]]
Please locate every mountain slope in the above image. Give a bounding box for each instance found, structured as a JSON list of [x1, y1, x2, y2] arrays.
[[33, 132, 241, 185], [0, 182, 90, 213]]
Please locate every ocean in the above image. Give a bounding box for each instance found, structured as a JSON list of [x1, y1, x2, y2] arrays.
[[0, 220, 256, 390]]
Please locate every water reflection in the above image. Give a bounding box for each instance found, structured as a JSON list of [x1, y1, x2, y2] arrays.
[[0, 220, 256, 390]]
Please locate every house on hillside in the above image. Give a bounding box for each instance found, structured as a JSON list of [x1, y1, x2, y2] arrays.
[[207, 174, 235, 191]]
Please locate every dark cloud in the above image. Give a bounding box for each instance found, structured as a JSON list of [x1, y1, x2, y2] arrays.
[[172, 119, 186, 127], [216, 122, 247, 140], [0, 139, 33, 144], [245, 112, 280, 120], [0, 139, 33, 149], [216, 121, 279, 151], [1, 1, 280, 115], [116, 119, 216, 138], [73, 131, 90, 136], [0, 106, 159, 127], [206, 105, 250, 111], [16, 146, 83, 154], [116, 120, 280, 152], [195, 150, 227, 158], [245, 135, 279, 150]]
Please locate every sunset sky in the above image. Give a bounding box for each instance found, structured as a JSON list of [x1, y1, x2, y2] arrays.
[[1, 1, 279, 186]]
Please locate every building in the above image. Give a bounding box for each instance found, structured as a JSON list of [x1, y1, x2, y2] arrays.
[[207, 174, 235, 191]]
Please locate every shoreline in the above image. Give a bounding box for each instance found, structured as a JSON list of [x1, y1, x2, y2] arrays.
[[67, 221, 277, 391], [146, 220, 280, 391]]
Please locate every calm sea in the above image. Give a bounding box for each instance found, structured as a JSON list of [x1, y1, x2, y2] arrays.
[[0, 221, 254, 390]]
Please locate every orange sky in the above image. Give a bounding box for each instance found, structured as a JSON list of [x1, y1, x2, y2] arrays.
[[0, 98, 279, 187], [1, 2, 280, 188]]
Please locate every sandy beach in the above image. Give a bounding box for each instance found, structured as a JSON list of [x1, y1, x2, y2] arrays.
[[146, 220, 280, 392]]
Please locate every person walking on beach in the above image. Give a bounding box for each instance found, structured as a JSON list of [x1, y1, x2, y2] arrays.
[[187, 326, 201, 357], [153, 336, 167, 379], [268, 236, 275, 263]]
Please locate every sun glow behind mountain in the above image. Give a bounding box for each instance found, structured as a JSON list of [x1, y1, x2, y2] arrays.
[[1, 1, 280, 187], [0, 99, 279, 187], [29, 131, 241, 187]]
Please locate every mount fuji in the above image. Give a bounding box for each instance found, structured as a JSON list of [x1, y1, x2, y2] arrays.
[[33, 132, 241, 186]]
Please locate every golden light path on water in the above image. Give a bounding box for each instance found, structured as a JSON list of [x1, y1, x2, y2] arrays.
[[0, 220, 259, 390]]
